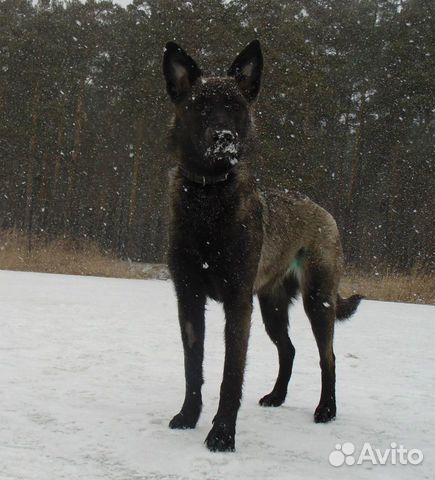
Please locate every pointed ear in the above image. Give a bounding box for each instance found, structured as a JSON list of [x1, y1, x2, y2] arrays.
[[163, 42, 202, 103], [227, 40, 263, 102]]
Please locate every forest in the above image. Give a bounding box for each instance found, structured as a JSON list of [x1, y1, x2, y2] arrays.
[[0, 0, 433, 273]]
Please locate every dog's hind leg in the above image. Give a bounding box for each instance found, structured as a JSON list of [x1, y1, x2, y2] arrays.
[[258, 275, 299, 407], [169, 283, 206, 430], [302, 264, 337, 423]]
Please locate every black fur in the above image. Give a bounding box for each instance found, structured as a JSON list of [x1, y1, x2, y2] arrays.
[[336, 294, 364, 320]]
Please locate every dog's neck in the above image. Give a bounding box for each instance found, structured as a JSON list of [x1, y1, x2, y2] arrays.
[[178, 165, 234, 186]]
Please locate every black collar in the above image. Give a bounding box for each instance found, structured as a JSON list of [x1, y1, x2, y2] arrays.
[[179, 166, 233, 186]]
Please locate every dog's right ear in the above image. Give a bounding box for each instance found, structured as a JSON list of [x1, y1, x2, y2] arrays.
[[163, 42, 202, 103]]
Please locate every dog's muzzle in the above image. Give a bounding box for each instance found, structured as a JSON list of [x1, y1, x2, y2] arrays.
[[205, 130, 240, 165]]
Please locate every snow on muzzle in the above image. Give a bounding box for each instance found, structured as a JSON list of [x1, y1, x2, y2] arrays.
[[204, 130, 240, 166]]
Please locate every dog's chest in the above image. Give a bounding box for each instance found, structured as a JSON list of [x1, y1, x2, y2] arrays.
[[177, 184, 238, 251], [171, 180, 262, 299]]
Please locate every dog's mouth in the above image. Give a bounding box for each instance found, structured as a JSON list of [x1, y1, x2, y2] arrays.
[[204, 130, 240, 166]]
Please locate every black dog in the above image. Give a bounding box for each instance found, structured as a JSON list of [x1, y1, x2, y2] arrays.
[[163, 40, 362, 452]]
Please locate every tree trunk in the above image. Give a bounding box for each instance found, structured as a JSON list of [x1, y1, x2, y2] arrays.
[[24, 88, 40, 252], [66, 77, 86, 235], [126, 116, 145, 257]]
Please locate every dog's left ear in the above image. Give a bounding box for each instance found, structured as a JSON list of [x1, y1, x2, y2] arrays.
[[163, 42, 202, 103], [228, 40, 263, 102]]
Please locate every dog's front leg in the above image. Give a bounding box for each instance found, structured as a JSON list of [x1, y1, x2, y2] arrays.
[[169, 285, 206, 430], [205, 294, 252, 452]]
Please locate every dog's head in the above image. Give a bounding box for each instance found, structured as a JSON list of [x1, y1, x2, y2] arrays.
[[163, 40, 263, 177]]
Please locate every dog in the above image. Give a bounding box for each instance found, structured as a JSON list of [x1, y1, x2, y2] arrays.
[[163, 40, 362, 452]]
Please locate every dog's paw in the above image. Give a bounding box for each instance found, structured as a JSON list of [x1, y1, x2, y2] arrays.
[[169, 411, 199, 429], [259, 391, 286, 407], [205, 423, 235, 452], [314, 401, 336, 423]]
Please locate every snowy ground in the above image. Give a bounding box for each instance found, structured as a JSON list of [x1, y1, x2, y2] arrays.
[[0, 270, 434, 480]]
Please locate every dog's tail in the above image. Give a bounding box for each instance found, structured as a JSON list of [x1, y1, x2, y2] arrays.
[[336, 294, 364, 321]]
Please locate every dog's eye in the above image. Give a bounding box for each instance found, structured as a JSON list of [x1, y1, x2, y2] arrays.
[[224, 103, 241, 112], [198, 105, 210, 116]]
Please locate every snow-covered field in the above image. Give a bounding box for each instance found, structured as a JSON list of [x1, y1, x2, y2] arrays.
[[0, 270, 433, 480]]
